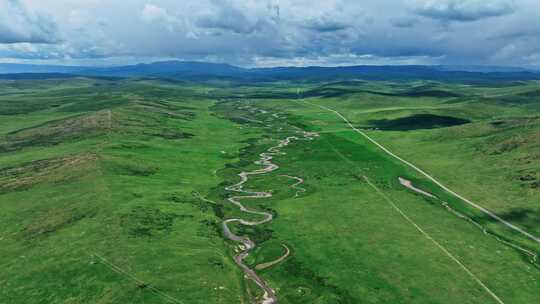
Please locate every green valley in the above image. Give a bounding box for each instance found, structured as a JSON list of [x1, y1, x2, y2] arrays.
[[1, 77, 539, 303]]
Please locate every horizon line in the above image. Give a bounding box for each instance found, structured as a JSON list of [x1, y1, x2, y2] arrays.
[[0, 60, 538, 71]]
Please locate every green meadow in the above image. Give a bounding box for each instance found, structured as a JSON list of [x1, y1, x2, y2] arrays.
[[1, 77, 539, 303]]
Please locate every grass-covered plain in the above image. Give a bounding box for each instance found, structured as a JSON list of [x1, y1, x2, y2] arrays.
[[0, 78, 254, 303], [1, 77, 539, 303]]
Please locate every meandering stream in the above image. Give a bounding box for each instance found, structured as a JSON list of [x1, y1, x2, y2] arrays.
[[222, 129, 317, 303]]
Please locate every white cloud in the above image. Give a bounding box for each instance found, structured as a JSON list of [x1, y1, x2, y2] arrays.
[[0, 0, 59, 43], [0, 0, 539, 67], [141, 4, 171, 22]]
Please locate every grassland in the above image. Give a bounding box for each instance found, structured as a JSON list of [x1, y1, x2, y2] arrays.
[[0, 78, 255, 303], [0, 77, 539, 303]]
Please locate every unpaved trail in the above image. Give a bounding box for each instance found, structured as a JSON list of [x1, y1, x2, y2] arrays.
[[364, 176, 505, 304], [281, 175, 306, 197], [399, 177, 436, 198], [92, 254, 184, 304], [300, 100, 540, 244], [255, 245, 291, 270], [397, 178, 538, 263], [222, 126, 318, 304]]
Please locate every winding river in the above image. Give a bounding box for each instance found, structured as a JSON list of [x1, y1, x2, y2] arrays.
[[222, 129, 318, 303]]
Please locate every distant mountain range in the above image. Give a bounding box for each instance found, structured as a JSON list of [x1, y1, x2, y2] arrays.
[[0, 61, 539, 82]]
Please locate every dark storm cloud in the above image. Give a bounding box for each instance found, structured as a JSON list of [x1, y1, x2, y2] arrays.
[[0, 0, 59, 44], [391, 17, 419, 28], [414, 0, 516, 22], [196, 0, 274, 34], [196, 16, 263, 35], [302, 18, 350, 32]]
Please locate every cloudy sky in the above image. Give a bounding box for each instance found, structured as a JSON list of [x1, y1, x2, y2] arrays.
[[0, 0, 539, 67]]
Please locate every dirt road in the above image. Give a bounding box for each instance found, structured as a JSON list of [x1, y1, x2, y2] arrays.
[[301, 100, 540, 244]]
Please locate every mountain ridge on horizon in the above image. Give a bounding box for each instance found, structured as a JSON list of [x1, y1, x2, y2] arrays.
[[0, 60, 537, 70], [0, 60, 539, 82]]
